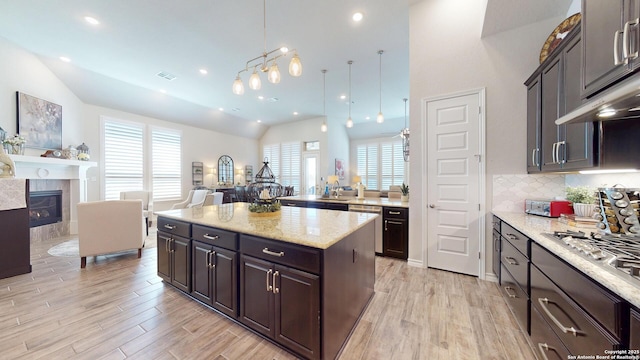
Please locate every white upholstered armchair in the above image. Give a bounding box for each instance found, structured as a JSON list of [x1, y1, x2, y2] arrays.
[[120, 190, 153, 235], [171, 189, 209, 209], [77, 200, 146, 268]]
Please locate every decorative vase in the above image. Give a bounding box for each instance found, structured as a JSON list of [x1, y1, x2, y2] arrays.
[[401, 194, 409, 202], [7, 143, 24, 155], [573, 203, 596, 217]]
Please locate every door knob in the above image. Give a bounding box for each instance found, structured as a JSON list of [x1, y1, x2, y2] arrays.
[[429, 204, 436, 208]]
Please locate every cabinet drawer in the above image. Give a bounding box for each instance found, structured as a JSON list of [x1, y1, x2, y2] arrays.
[[501, 222, 529, 257], [501, 238, 528, 293], [192, 225, 238, 250], [500, 264, 529, 332], [531, 242, 623, 338], [530, 265, 622, 354], [240, 235, 320, 274], [157, 217, 191, 238], [492, 216, 501, 233], [282, 200, 307, 208], [384, 207, 407, 219], [631, 307, 640, 350], [530, 306, 570, 360]]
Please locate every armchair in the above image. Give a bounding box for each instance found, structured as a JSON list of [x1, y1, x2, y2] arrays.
[[204, 192, 224, 206], [120, 190, 153, 235], [171, 189, 209, 209], [77, 200, 146, 268]]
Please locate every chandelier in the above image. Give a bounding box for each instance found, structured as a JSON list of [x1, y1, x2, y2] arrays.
[[401, 98, 410, 162], [232, 0, 302, 95]]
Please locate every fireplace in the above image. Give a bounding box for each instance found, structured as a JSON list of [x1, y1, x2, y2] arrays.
[[29, 190, 62, 228]]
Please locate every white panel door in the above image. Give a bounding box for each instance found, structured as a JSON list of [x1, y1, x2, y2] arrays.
[[426, 92, 481, 276]]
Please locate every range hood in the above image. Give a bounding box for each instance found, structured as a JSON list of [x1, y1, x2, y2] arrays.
[[556, 75, 640, 125]]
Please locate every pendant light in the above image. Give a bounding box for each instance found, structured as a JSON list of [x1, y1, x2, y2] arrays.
[[249, 67, 262, 90], [376, 50, 384, 124], [321, 69, 328, 132], [346, 60, 354, 128], [268, 61, 281, 84]]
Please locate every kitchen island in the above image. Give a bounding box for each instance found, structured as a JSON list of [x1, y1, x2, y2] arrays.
[[155, 203, 377, 360]]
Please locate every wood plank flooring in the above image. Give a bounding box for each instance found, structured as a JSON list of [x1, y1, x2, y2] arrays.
[[0, 229, 536, 359]]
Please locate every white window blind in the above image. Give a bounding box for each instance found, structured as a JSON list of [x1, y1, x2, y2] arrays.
[[357, 143, 378, 190], [381, 141, 405, 189], [103, 121, 144, 200], [280, 141, 301, 191], [262, 144, 280, 180], [152, 128, 182, 200]]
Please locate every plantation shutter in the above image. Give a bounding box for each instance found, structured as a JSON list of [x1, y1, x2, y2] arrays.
[[103, 120, 144, 200], [152, 128, 182, 200]]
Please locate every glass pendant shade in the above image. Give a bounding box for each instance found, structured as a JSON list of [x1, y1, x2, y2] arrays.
[[321, 122, 328, 132], [268, 62, 281, 84], [376, 112, 384, 123], [249, 70, 261, 90], [346, 117, 353, 128], [232, 76, 245, 95], [289, 54, 302, 76]]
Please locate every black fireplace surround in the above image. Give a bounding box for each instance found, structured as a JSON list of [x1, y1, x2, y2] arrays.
[[29, 190, 62, 228]]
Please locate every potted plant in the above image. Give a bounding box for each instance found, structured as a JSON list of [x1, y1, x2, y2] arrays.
[[2, 134, 26, 155], [565, 186, 596, 217], [400, 183, 409, 202]]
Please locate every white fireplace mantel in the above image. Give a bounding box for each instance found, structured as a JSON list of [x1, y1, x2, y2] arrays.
[[8, 154, 97, 234]]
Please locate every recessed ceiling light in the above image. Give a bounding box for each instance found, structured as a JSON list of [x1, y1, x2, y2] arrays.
[[597, 108, 617, 118], [258, 95, 264, 100], [257, 119, 262, 123], [218, 107, 224, 111], [199, 69, 208, 75], [59, 56, 71, 62], [352, 12, 364, 22], [365, 116, 370, 120], [340, 95, 346, 100], [84, 16, 100, 25], [293, 112, 299, 115]]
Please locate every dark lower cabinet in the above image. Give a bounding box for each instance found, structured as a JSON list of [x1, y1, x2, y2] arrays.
[[0, 179, 31, 279], [530, 306, 570, 360], [158, 231, 191, 293], [191, 240, 237, 318], [383, 207, 408, 259], [240, 254, 320, 360], [492, 230, 501, 283], [631, 307, 640, 350]]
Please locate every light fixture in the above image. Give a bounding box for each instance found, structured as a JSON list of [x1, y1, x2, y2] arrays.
[[597, 108, 617, 118], [84, 16, 100, 25], [400, 98, 410, 162], [321, 69, 328, 132], [352, 12, 364, 22], [199, 69, 208, 75], [346, 61, 354, 128], [59, 56, 71, 62], [231, 0, 301, 94], [376, 50, 384, 124]]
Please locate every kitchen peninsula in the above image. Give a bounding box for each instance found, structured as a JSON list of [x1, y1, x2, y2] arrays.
[[155, 203, 377, 360]]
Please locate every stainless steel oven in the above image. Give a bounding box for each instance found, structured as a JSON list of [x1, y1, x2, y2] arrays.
[[348, 204, 383, 254]]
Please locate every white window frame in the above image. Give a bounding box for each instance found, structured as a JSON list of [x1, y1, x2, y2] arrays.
[[352, 138, 407, 191]]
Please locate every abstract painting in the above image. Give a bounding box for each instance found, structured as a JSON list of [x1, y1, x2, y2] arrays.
[[16, 91, 62, 150]]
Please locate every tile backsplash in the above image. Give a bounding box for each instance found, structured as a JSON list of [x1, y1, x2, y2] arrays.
[[493, 174, 566, 213]]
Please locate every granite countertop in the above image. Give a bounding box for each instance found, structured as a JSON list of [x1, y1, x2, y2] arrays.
[[493, 211, 640, 309], [280, 194, 410, 208], [156, 202, 377, 250], [0, 179, 27, 211]]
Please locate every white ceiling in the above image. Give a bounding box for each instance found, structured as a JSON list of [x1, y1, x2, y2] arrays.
[[0, 0, 571, 139]]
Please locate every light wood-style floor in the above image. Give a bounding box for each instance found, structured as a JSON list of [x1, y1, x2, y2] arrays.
[[0, 229, 536, 359]]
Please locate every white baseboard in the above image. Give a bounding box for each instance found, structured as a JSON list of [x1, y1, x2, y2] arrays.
[[484, 272, 498, 283], [407, 258, 424, 268]]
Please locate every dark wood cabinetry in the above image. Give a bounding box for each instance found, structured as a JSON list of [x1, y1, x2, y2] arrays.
[[307, 201, 349, 211], [383, 207, 408, 259], [157, 218, 191, 293], [526, 74, 542, 172], [631, 307, 640, 349], [582, 0, 640, 98], [498, 220, 530, 333], [0, 180, 31, 279], [192, 241, 237, 318], [240, 254, 320, 360]]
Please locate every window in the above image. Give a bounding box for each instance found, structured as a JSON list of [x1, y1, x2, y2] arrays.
[[262, 144, 280, 179], [304, 141, 320, 151], [103, 118, 182, 201], [151, 128, 182, 200], [103, 120, 144, 200], [355, 139, 405, 190], [280, 142, 301, 190]]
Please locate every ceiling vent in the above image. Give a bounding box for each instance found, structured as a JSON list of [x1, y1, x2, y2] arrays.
[[156, 71, 177, 81]]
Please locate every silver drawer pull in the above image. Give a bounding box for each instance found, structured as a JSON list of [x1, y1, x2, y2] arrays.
[[262, 248, 285, 257], [266, 269, 272, 292], [504, 256, 518, 266], [505, 233, 518, 240], [389, 211, 400, 215], [538, 298, 584, 337], [537, 343, 553, 360], [503, 286, 517, 298], [273, 271, 279, 294], [163, 224, 176, 230], [203, 234, 220, 240]]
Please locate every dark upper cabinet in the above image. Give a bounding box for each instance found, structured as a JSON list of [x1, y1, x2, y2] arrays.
[[582, 0, 640, 98], [526, 74, 542, 172], [541, 56, 563, 172]]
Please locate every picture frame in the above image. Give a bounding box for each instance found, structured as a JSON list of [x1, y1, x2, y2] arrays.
[[335, 158, 345, 180], [16, 91, 62, 150]]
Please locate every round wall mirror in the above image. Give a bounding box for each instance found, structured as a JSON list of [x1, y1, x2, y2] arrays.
[[218, 155, 234, 185]]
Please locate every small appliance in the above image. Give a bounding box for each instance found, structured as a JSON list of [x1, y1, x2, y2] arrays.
[[525, 199, 573, 217]]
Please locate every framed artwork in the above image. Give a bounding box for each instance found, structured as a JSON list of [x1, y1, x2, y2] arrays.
[[16, 91, 62, 150], [335, 158, 345, 180]]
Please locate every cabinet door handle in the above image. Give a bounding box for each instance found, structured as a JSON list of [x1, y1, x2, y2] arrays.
[[536, 148, 540, 166], [389, 211, 400, 215], [505, 233, 518, 241], [537, 298, 584, 337], [266, 269, 273, 292], [262, 248, 285, 257], [272, 271, 279, 294], [551, 142, 557, 164], [384, 220, 388, 231], [388, 220, 403, 225], [504, 256, 518, 266], [623, 19, 640, 61], [203, 234, 220, 241], [165, 237, 170, 253], [557, 140, 566, 164], [208, 251, 216, 269], [163, 224, 176, 230], [537, 343, 554, 360], [286, 203, 297, 206], [531, 148, 536, 167], [614, 29, 625, 65], [503, 286, 517, 298]]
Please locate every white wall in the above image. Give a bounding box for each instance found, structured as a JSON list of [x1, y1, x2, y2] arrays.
[[409, 0, 565, 272], [326, 116, 351, 185]]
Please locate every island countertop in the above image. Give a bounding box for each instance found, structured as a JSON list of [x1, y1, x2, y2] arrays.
[[155, 202, 377, 250], [280, 194, 409, 208]]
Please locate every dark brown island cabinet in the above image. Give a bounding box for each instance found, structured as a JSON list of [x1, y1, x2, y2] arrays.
[[156, 208, 375, 360], [382, 207, 408, 259], [0, 179, 31, 279]]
